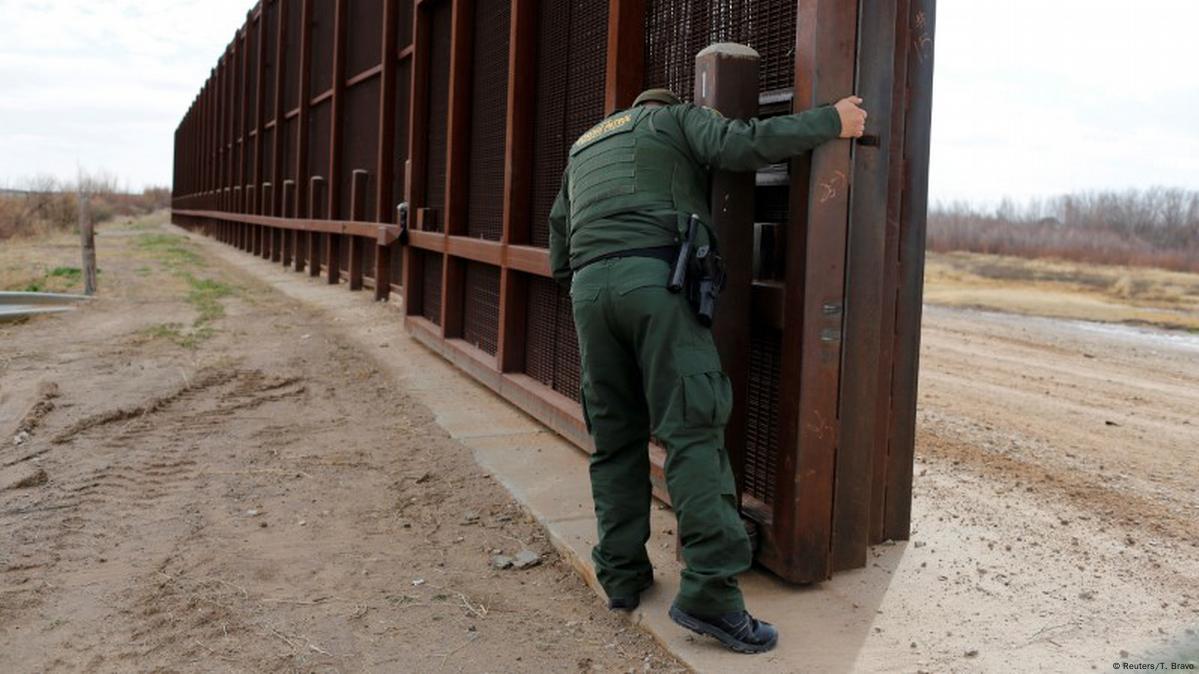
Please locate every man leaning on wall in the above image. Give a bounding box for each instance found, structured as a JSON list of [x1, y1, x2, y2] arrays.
[[548, 82, 867, 653]]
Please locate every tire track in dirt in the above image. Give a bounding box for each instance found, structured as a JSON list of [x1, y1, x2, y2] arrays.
[[0, 368, 312, 626], [49, 368, 239, 445]]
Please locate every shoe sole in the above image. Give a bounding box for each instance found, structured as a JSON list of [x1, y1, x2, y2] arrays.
[[668, 605, 778, 654]]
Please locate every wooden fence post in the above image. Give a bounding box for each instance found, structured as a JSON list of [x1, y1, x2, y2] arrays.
[[78, 193, 97, 296]]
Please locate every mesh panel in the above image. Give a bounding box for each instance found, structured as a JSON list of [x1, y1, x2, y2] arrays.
[[389, 2, 414, 293], [462, 262, 501, 354], [389, 246, 404, 286], [281, 118, 298, 185], [753, 223, 785, 280], [221, 60, 229, 172], [398, 0, 414, 47], [307, 101, 331, 187], [243, 25, 257, 192], [422, 252, 443, 324], [342, 78, 380, 220], [745, 324, 782, 504], [310, 1, 334, 95], [524, 276, 582, 400], [347, 0, 384, 78], [530, 0, 609, 247], [258, 127, 274, 201], [232, 44, 242, 145], [262, 2, 277, 123], [553, 283, 581, 401], [364, 243, 377, 280], [466, 0, 511, 240], [424, 1, 452, 229], [311, 230, 324, 268], [644, 0, 797, 99], [392, 57, 412, 217], [755, 184, 789, 222], [524, 276, 557, 386], [284, 0, 303, 109]]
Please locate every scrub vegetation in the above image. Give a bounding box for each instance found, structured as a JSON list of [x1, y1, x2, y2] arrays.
[[928, 187, 1199, 273], [0, 172, 170, 240]]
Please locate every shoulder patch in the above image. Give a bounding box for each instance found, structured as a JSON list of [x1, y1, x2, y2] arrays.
[[572, 112, 635, 152]]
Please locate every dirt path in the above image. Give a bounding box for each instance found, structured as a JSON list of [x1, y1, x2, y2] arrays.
[[0, 215, 683, 673], [918, 305, 1199, 546], [2, 215, 1196, 672], [893, 305, 1198, 671]]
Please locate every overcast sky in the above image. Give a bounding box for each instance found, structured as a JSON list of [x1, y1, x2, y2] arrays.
[[1, 0, 1196, 204]]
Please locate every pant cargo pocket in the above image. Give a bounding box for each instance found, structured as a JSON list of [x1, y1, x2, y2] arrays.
[[681, 371, 733, 427]]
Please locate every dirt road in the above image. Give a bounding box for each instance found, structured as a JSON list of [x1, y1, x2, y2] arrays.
[[0, 216, 682, 672], [919, 305, 1199, 547], [1, 215, 1195, 671]]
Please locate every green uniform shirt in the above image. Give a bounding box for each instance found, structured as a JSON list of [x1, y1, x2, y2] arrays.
[[548, 103, 841, 285]]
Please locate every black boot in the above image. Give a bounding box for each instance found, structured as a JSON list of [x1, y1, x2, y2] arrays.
[[607, 579, 654, 612], [668, 604, 778, 654]]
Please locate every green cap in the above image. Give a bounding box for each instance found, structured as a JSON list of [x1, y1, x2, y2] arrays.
[[632, 88, 682, 107]]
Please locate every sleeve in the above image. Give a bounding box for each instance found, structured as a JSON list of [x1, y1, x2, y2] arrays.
[[679, 104, 842, 172], [548, 169, 572, 288]]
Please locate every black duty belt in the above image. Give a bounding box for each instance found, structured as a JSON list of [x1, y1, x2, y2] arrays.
[[573, 245, 678, 272]]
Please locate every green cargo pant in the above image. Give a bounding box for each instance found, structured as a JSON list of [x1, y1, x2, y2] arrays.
[[570, 256, 751, 615]]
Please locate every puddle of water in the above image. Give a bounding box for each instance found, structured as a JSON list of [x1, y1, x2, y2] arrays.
[[1068, 320, 1199, 352], [926, 304, 1199, 353]]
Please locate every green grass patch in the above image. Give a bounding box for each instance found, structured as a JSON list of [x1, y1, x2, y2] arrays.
[[133, 232, 239, 346], [184, 275, 234, 324], [135, 233, 203, 269], [48, 266, 81, 280], [140, 322, 214, 349], [11, 266, 90, 293]]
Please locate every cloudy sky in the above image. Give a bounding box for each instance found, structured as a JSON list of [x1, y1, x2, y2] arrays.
[[1, 0, 1196, 204]]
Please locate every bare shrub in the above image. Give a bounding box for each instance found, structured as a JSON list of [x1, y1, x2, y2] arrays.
[[929, 188, 1199, 273], [0, 173, 173, 240]]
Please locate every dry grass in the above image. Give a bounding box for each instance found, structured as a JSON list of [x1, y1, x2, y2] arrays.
[[929, 188, 1199, 273], [0, 211, 168, 293], [925, 251, 1199, 331], [0, 231, 87, 293], [0, 177, 169, 240]]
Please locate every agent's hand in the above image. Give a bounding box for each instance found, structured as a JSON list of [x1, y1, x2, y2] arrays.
[[835, 96, 867, 138]]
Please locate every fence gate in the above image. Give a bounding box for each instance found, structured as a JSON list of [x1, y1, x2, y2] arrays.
[[172, 0, 936, 585]]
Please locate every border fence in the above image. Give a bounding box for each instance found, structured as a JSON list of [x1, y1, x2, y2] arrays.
[[172, 0, 936, 584]]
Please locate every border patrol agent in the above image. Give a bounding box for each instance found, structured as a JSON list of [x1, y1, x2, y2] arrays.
[[549, 87, 866, 654]]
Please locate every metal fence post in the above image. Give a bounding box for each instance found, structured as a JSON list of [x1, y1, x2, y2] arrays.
[[281, 179, 296, 266], [259, 182, 273, 259], [309, 177, 326, 278], [244, 184, 256, 251], [348, 169, 368, 290], [693, 43, 758, 510]]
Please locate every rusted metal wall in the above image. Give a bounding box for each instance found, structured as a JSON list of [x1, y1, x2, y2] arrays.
[[171, 0, 936, 584], [173, 0, 413, 300]]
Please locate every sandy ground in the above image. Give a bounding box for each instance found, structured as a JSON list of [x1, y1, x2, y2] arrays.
[[924, 251, 1199, 331], [1, 215, 1196, 672], [0, 215, 683, 673], [898, 306, 1198, 670]]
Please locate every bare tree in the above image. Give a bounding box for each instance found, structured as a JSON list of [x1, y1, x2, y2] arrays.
[[928, 188, 1199, 273]]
